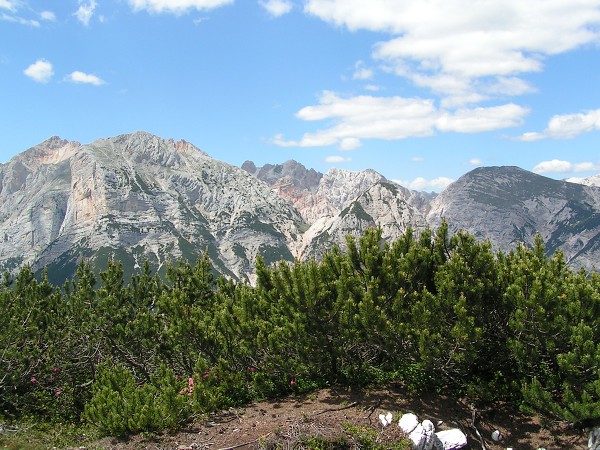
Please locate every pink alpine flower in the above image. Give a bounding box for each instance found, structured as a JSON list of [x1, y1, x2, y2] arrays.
[[31, 377, 37, 383]]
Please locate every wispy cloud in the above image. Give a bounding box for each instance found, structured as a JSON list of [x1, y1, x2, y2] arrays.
[[325, 155, 352, 163], [532, 159, 599, 174], [0, 2, 55, 26], [516, 108, 600, 141], [394, 176, 454, 192], [40, 10, 56, 21], [24, 59, 53, 83], [1, 12, 40, 26], [352, 60, 374, 80], [74, 0, 96, 26], [469, 158, 482, 166], [259, 0, 293, 17], [66, 71, 105, 85], [273, 91, 528, 149], [129, 0, 233, 14], [0, 0, 17, 12]]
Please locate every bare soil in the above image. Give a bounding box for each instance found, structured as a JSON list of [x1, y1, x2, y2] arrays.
[[93, 384, 587, 450]]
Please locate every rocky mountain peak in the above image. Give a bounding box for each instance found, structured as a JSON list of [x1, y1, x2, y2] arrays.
[[242, 159, 322, 191]]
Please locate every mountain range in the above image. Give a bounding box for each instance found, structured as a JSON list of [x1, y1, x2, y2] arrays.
[[1, 131, 599, 283]]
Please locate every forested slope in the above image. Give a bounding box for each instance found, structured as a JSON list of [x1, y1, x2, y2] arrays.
[[1, 223, 599, 436]]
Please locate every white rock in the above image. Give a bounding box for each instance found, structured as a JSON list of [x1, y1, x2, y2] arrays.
[[492, 429, 502, 441], [399, 413, 419, 434], [435, 429, 468, 450], [379, 411, 393, 427], [589, 426, 600, 450]]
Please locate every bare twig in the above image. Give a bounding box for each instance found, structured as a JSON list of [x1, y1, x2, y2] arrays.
[[313, 401, 359, 416], [470, 408, 487, 450], [216, 432, 271, 450]]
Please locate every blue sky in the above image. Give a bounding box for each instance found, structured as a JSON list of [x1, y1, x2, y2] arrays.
[[1, 0, 599, 191]]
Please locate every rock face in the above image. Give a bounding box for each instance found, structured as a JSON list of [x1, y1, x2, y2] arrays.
[[2, 133, 600, 284], [0, 132, 303, 283], [299, 181, 430, 260], [567, 174, 600, 188], [427, 166, 600, 271], [243, 160, 430, 258], [243, 161, 387, 224]]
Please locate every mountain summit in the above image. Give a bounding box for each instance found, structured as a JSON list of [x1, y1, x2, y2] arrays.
[[1, 133, 600, 282], [0, 132, 302, 283]]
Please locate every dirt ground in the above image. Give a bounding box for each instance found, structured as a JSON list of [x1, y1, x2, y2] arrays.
[[93, 384, 588, 450]]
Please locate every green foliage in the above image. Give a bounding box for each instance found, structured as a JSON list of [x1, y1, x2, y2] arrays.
[[84, 364, 189, 436], [2, 221, 600, 434]]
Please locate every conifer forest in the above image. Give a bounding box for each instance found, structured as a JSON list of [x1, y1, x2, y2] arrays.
[[1, 223, 599, 437]]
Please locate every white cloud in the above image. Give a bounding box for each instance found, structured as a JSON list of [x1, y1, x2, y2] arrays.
[[305, 0, 600, 104], [411, 156, 423, 162], [532, 159, 599, 174], [273, 91, 529, 148], [352, 60, 374, 80], [259, 0, 292, 17], [1, 12, 40, 26], [395, 176, 454, 192], [74, 0, 96, 26], [40, 10, 56, 21], [469, 158, 482, 166], [276, 91, 438, 147], [516, 108, 600, 141], [66, 71, 105, 85], [437, 104, 528, 133], [339, 137, 361, 151], [325, 155, 352, 163], [129, 0, 233, 14], [24, 59, 53, 83], [364, 84, 381, 92], [0, 0, 16, 12]]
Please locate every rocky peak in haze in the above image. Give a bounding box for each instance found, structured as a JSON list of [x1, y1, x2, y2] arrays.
[[243, 161, 388, 224], [427, 166, 600, 270], [242, 159, 322, 192], [567, 174, 600, 188]]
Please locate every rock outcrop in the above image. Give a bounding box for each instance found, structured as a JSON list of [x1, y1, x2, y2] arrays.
[[0, 132, 303, 283], [2, 133, 600, 284], [427, 166, 600, 271]]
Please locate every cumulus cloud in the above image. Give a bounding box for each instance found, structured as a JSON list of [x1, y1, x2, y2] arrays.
[[24, 59, 53, 83], [304, 0, 600, 104], [325, 155, 352, 163], [437, 104, 528, 133], [273, 91, 529, 148], [259, 0, 292, 17], [129, 0, 233, 14], [66, 71, 105, 85], [469, 158, 482, 166], [516, 108, 600, 141], [532, 159, 599, 174], [74, 0, 96, 26], [395, 176, 454, 192]]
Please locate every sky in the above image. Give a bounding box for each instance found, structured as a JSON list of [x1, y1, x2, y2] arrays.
[[1, 0, 599, 192]]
